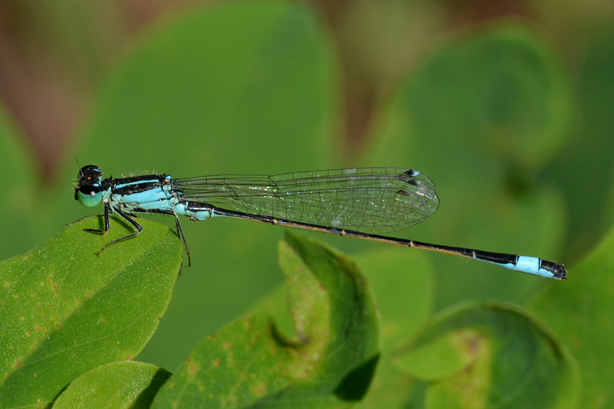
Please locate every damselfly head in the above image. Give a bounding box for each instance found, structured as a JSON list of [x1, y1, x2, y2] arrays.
[[75, 165, 103, 208]]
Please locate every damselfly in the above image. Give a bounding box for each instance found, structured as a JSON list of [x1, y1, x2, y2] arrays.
[[74, 166, 567, 279]]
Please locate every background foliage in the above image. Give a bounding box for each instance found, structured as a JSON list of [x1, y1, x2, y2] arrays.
[[0, 0, 613, 407]]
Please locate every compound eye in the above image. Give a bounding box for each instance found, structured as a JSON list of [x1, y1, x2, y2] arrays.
[[76, 185, 102, 208]]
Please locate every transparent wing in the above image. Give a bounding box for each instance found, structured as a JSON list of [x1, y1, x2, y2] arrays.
[[174, 167, 439, 234]]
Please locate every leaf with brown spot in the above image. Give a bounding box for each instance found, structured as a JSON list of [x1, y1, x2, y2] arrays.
[[0, 217, 182, 407]]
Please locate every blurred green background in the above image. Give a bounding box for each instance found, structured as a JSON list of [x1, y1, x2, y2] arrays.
[[0, 0, 612, 375]]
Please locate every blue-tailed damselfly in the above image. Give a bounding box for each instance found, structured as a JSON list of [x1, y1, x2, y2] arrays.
[[74, 166, 567, 279]]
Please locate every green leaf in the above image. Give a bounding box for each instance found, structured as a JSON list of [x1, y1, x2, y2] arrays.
[[53, 361, 171, 408], [0, 217, 182, 408], [246, 246, 436, 409], [356, 248, 434, 350], [393, 303, 579, 409], [62, 0, 339, 371], [78, 0, 336, 175], [152, 232, 380, 408], [0, 103, 37, 262], [367, 24, 570, 305], [532, 225, 614, 407], [353, 248, 435, 408], [559, 27, 614, 262], [371, 23, 572, 171]]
